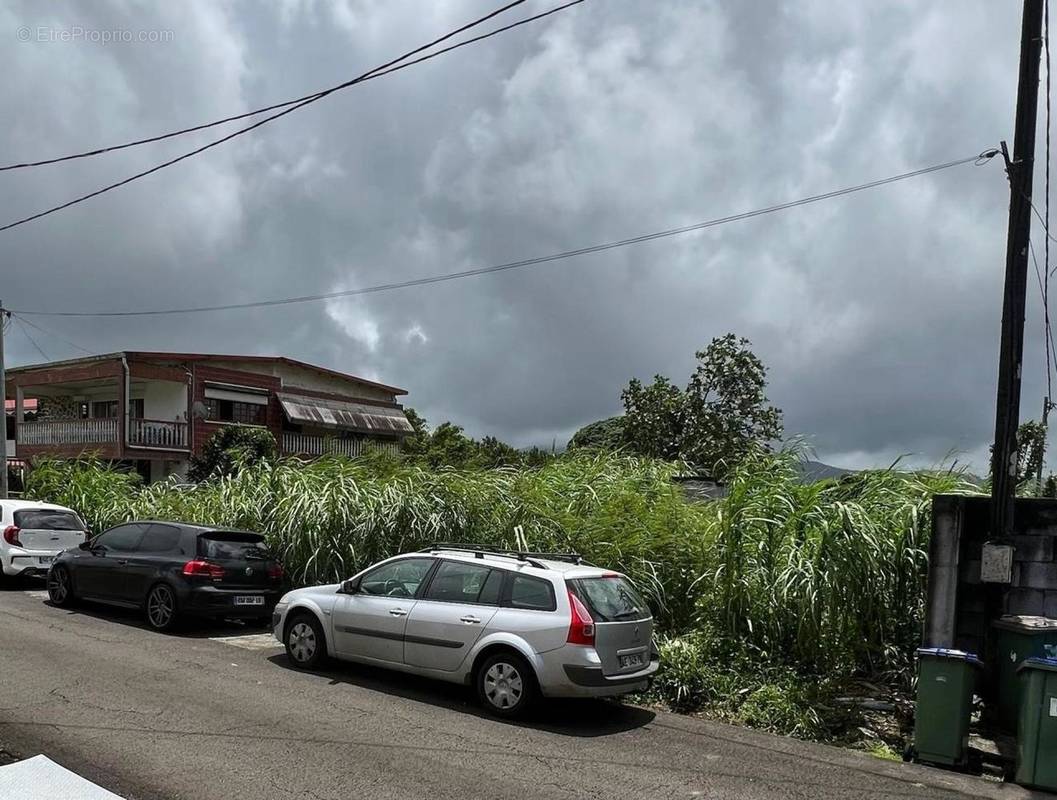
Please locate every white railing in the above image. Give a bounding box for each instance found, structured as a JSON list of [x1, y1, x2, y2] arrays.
[[19, 418, 119, 446], [128, 419, 189, 450], [282, 432, 400, 458]]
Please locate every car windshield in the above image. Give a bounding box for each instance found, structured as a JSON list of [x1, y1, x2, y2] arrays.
[[14, 510, 85, 531], [199, 532, 270, 561], [571, 576, 650, 622]]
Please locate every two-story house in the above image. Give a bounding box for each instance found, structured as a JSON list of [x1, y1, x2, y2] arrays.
[[5, 351, 412, 482]]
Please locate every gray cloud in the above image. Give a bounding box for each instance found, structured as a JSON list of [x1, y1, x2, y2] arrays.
[[0, 0, 1041, 471]]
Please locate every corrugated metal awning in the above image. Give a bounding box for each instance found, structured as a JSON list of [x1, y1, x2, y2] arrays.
[[277, 392, 412, 435]]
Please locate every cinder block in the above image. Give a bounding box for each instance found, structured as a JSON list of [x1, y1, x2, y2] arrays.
[[1019, 562, 1057, 589], [960, 560, 982, 585], [1013, 535, 1055, 563], [1006, 587, 1047, 615], [1046, 591, 1057, 619]]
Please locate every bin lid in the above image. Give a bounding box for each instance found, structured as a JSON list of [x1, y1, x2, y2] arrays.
[[1017, 657, 1057, 674], [916, 647, 984, 666], [991, 615, 1057, 633]]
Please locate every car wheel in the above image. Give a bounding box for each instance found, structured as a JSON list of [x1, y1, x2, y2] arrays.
[[476, 652, 536, 718], [285, 613, 326, 669], [47, 566, 76, 607], [144, 583, 180, 632]]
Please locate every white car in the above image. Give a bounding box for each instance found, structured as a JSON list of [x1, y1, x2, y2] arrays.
[[1, 500, 88, 581], [272, 545, 659, 717]]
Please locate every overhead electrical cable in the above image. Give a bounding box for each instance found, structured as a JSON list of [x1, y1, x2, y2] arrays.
[[10, 149, 999, 318], [0, 0, 584, 234], [0, 1, 531, 172]]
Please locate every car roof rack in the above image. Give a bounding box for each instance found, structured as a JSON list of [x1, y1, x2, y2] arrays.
[[424, 542, 585, 569]]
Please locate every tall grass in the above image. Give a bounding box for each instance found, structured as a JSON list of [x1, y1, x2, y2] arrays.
[[25, 447, 974, 683]]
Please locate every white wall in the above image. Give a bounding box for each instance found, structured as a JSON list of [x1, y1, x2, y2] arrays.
[[134, 380, 188, 421]]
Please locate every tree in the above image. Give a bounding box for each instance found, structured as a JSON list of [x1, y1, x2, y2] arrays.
[[681, 334, 783, 474], [620, 334, 783, 476], [567, 416, 626, 451], [621, 377, 685, 460], [188, 426, 278, 483]]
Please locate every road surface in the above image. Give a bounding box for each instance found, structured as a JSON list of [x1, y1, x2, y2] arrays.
[[0, 583, 1037, 799]]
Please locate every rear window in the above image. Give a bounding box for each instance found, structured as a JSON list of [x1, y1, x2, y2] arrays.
[[570, 576, 650, 622], [198, 531, 270, 561], [14, 510, 85, 531]]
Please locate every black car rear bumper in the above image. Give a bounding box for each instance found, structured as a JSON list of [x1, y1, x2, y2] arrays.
[[182, 586, 282, 618]]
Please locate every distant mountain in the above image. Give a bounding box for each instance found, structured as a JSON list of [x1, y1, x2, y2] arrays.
[[796, 460, 854, 482]]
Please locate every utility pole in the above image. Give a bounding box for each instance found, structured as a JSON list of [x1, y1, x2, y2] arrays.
[[991, 0, 1046, 542], [0, 301, 8, 500]]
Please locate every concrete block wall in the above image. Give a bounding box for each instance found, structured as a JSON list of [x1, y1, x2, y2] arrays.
[[926, 495, 1057, 657]]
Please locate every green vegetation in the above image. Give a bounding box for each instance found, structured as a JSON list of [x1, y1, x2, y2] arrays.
[[25, 445, 973, 748], [401, 409, 553, 469], [188, 426, 278, 483], [571, 334, 783, 478]]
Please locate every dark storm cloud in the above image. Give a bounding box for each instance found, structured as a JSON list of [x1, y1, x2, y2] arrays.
[[0, 0, 1039, 470]]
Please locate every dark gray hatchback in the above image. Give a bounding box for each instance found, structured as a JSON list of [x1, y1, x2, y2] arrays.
[[46, 521, 284, 631]]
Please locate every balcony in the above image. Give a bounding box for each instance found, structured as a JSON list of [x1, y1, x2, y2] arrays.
[[282, 432, 399, 459], [19, 418, 118, 446], [16, 418, 188, 451], [128, 419, 189, 450]]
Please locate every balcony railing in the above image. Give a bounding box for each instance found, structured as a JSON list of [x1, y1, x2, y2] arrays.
[[128, 419, 189, 450], [282, 432, 399, 459], [19, 418, 118, 446]]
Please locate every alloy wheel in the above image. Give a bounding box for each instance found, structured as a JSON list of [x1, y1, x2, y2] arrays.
[[147, 585, 175, 629], [483, 661, 524, 710], [47, 568, 69, 604], [288, 622, 317, 663]]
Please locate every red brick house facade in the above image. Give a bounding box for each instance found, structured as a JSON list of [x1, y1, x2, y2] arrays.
[[5, 352, 411, 482]]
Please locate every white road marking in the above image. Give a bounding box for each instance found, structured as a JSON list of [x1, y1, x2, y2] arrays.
[[209, 633, 282, 651], [24, 591, 49, 600]]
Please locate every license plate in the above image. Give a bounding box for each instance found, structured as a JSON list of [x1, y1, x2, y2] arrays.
[[38, 556, 54, 565], [619, 653, 645, 669], [234, 596, 264, 606]]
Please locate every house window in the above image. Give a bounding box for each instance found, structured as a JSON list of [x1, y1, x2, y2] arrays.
[[91, 401, 118, 419], [89, 399, 144, 419], [205, 398, 265, 426]]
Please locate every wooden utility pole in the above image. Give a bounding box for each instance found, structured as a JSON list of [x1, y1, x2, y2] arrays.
[[991, 0, 1046, 541], [0, 302, 8, 500]]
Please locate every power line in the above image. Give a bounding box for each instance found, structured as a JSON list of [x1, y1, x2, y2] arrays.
[[0, 1, 584, 234], [0, 1, 529, 173], [13, 316, 50, 362], [11, 313, 93, 355], [11, 148, 999, 318]]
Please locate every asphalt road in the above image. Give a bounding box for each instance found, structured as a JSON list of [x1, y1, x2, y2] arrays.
[[0, 583, 1041, 800]]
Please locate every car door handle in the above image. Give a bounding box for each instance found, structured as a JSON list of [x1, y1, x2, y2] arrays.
[[460, 615, 481, 624], [117, 560, 128, 566], [389, 608, 408, 617]]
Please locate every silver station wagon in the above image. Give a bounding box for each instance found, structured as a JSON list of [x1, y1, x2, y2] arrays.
[[272, 544, 660, 717]]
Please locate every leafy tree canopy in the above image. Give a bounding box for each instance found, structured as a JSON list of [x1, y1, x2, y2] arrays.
[[188, 426, 278, 483], [621, 334, 783, 477]]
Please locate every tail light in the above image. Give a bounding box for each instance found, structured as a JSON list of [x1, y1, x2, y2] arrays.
[[3, 526, 22, 547], [267, 563, 284, 581], [182, 560, 225, 579], [566, 589, 595, 646]]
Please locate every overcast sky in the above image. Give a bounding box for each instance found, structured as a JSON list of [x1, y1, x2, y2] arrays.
[[0, 0, 1047, 471]]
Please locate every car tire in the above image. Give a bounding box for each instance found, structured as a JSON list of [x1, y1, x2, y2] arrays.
[[144, 583, 180, 632], [476, 651, 537, 719], [47, 566, 77, 607], [285, 613, 326, 669]]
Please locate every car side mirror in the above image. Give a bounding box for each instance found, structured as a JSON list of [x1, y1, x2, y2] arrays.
[[341, 578, 360, 594], [78, 541, 93, 551]]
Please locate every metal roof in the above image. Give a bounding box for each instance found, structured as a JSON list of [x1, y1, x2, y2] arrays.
[[276, 392, 413, 435]]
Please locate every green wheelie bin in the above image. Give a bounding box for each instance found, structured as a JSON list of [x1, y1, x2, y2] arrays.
[[912, 648, 983, 768], [1015, 657, 1057, 791], [991, 616, 1057, 733]]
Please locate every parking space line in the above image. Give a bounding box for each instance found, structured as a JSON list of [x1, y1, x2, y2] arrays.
[[209, 633, 282, 650], [23, 590, 49, 600]]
